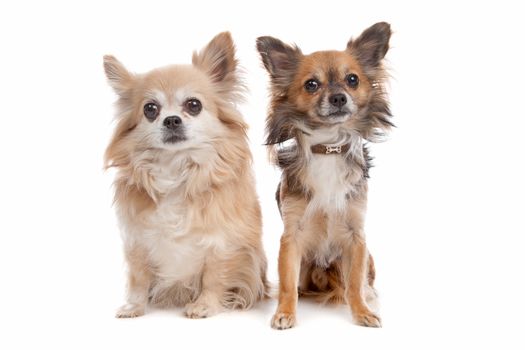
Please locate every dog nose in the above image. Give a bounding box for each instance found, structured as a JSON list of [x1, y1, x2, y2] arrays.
[[329, 93, 347, 108], [163, 116, 182, 129]]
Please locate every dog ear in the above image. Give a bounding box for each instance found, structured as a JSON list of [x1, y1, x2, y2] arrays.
[[193, 32, 238, 84], [256, 36, 302, 91], [103, 55, 133, 96], [347, 22, 391, 70]]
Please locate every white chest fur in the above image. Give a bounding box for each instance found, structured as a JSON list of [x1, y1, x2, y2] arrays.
[[120, 194, 212, 285], [118, 149, 227, 286], [305, 154, 351, 213], [302, 126, 364, 214], [144, 197, 203, 281]]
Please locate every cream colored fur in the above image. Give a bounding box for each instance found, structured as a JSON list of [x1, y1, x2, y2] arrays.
[[103, 32, 268, 319]]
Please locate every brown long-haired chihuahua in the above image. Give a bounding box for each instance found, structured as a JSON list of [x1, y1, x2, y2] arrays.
[[257, 22, 393, 329]]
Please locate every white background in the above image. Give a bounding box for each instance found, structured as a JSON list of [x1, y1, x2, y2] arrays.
[[1, 0, 524, 349]]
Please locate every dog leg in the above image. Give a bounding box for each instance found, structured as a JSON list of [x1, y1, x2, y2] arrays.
[[343, 235, 381, 327], [271, 234, 302, 330], [116, 245, 152, 318], [184, 263, 224, 319]]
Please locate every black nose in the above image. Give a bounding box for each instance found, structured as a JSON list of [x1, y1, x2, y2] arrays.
[[163, 116, 182, 130], [329, 93, 347, 108]]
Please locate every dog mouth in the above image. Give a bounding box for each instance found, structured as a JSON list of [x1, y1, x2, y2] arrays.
[[318, 110, 351, 123], [327, 111, 349, 118], [162, 130, 187, 144]]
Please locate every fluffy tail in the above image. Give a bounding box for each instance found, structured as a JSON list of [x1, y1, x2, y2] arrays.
[[222, 255, 270, 310]]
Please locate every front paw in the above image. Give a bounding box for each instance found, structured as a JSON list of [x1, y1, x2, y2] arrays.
[[115, 303, 145, 318], [353, 310, 382, 327], [271, 312, 296, 330], [184, 302, 218, 319]]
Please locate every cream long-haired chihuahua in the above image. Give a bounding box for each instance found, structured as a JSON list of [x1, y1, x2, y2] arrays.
[[104, 32, 268, 318]]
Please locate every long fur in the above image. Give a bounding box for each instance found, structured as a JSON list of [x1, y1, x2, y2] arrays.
[[104, 32, 268, 319], [257, 22, 393, 329]]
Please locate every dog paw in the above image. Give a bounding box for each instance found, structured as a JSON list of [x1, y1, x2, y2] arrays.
[[184, 302, 217, 319], [353, 311, 382, 327], [115, 303, 145, 318], [271, 312, 296, 330]]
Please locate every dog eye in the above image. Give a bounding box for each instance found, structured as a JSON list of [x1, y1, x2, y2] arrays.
[[346, 74, 359, 88], [184, 98, 202, 116], [144, 102, 160, 121], [304, 79, 320, 93]]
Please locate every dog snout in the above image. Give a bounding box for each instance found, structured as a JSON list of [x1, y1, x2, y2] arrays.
[[163, 116, 182, 130], [329, 93, 347, 108]]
